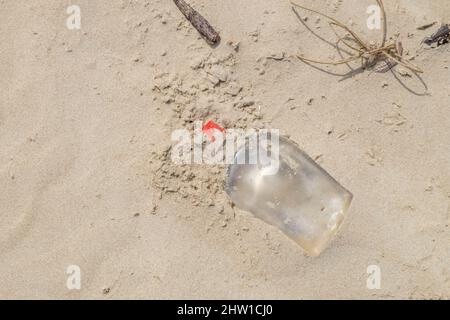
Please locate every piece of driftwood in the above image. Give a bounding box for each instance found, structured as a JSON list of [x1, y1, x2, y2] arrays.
[[173, 0, 220, 45]]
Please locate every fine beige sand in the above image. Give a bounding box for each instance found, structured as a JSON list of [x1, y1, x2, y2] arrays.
[[1, 0, 449, 299]]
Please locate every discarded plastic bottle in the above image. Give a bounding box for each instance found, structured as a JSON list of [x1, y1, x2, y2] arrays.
[[225, 134, 353, 256]]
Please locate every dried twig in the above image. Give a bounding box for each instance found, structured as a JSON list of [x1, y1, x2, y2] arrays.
[[373, 40, 403, 73], [417, 21, 437, 31], [291, 0, 423, 74], [173, 0, 220, 45]]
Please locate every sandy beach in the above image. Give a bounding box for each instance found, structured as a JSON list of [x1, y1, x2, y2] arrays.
[[0, 0, 449, 299]]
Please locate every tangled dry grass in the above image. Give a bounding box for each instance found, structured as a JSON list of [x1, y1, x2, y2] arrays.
[[291, 0, 423, 74]]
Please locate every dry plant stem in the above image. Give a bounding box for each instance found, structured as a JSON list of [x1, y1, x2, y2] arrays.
[[173, 0, 220, 44], [378, 0, 387, 47], [291, 1, 368, 50], [373, 41, 402, 73], [291, 0, 423, 73]]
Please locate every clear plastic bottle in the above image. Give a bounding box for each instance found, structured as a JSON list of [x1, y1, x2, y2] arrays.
[[225, 134, 353, 256]]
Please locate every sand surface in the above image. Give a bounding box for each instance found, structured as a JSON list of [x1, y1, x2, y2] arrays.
[[1, 0, 449, 299]]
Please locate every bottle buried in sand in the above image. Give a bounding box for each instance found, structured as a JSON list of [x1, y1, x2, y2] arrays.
[[225, 134, 353, 256]]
